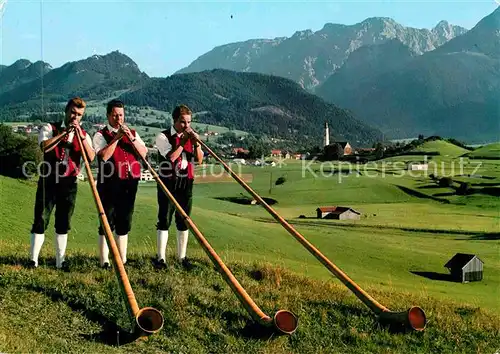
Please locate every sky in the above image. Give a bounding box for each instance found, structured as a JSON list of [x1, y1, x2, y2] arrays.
[[0, 0, 498, 77]]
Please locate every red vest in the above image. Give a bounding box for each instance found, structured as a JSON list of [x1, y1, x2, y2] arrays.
[[99, 127, 141, 180], [43, 122, 85, 177], [158, 129, 194, 179]]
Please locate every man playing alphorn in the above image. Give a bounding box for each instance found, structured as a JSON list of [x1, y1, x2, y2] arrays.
[[155, 104, 203, 267], [29, 97, 95, 269], [93, 99, 147, 268]]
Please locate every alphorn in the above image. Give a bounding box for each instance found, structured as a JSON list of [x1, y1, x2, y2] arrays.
[[194, 136, 427, 331], [125, 127, 298, 335], [75, 127, 164, 336]]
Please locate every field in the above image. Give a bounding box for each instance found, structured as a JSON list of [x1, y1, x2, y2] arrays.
[[466, 143, 500, 159], [408, 139, 470, 157], [0, 141, 499, 352]]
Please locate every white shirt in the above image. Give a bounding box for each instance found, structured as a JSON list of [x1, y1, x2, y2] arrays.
[[92, 124, 146, 154], [38, 121, 94, 148], [155, 126, 188, 169]]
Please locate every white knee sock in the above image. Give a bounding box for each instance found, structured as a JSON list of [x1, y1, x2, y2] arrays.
[[30, 233, 45, 267], [176, 230, 189, 261], [55, 233, 68, 268], [99, 234, 110, 266], [157, 230, 169, 261], [115, 234, 128, 264]]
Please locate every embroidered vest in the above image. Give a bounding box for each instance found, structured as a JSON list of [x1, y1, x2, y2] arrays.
[[157, 129, 195, 179], [42, 122, 85, 178], [97, 127, 141, 180]]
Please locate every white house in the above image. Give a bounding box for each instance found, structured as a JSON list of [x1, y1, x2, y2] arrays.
[[232, 158, 246, 165], [408, 163, 429, 171], [140, 170, 154, 182]]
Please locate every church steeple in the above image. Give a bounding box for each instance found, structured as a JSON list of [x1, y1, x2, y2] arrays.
[[324, 121, 330, 147]]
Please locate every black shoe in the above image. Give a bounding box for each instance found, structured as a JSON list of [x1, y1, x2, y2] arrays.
[[102, 262, 110, 269], [155, 259, 167, 269], [181, 258, 194, 270], [59, 261, 70, 272], [27, 260, 37, 269]]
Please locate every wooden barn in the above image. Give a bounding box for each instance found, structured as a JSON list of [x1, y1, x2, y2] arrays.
[[444, 253, 484, 283], [316, 206, 361, 220]]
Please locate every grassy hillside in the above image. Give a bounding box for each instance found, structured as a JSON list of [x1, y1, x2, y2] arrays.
[[0, 153, 499, 352], [467, 142, 500, 159], [1, 254, 498, 353], [409, 140, 469, 157]]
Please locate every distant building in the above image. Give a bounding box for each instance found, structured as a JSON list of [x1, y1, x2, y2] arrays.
[[270, 149, 282, 158], [444, 253, 484, 283], [324, 142, 353, 157], [355, 148, 375, 155], [140, 170, 153, 182], [323, 122, 352, 155], [232, 158, 246, 165], [336, 142, 353, 156], [232, 147, 249, 156], [204, 131, 219, 136], [316, 206, 361, 220], [324, 122, 330, 147], [408, 163, 429, 171], [13, 125, 32, 134]]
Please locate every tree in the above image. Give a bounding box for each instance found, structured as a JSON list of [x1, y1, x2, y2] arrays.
[[438, 177, 454, 188], [248, 142, 266, 159], [0, 124, 42, 179], [323, 143, 343, 160]]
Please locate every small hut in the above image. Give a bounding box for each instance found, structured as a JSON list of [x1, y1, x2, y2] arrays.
[[316, 206, 361, 220], [444, 253, 484, 283]]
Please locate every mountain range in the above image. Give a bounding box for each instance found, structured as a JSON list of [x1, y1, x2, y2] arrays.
[[0, 59, 52, 95], [177, 9, 499, 142], [176, 17, 467, 90], [0, 10, 498, 143], [316, 8, 500, 142], [0, 51, 149, 107]]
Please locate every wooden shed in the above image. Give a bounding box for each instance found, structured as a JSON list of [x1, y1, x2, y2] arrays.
[[444, 253, 484, 283], [316, 206, 361, 220]]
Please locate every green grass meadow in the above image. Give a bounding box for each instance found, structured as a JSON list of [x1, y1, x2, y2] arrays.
[[0, 141, 499, 352], [466, 143, 500, 159]]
